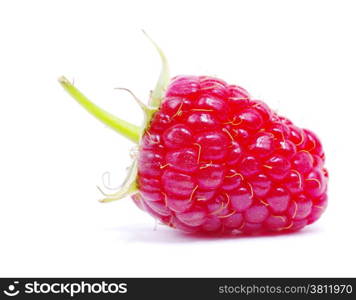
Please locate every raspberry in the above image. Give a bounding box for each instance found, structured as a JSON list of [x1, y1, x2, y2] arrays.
[[133, 76, 328, 234], [59, 35, 328, 235]]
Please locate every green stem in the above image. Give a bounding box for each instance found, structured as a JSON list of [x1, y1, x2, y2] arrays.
[[58, 76, 140, 143]]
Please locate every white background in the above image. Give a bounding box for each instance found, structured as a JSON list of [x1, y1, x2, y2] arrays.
[[1, 0, 355, 277]]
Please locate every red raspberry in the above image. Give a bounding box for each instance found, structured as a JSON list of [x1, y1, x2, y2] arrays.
[[134, 75, 328, 234], [59, 35, 328, 235]]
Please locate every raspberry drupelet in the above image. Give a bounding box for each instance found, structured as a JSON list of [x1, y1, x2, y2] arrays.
[[59, 35, 328, 235]]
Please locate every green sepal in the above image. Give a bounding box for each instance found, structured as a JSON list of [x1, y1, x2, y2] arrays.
[[98, 159, 138, 202], [143, 31, 170, 108]]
